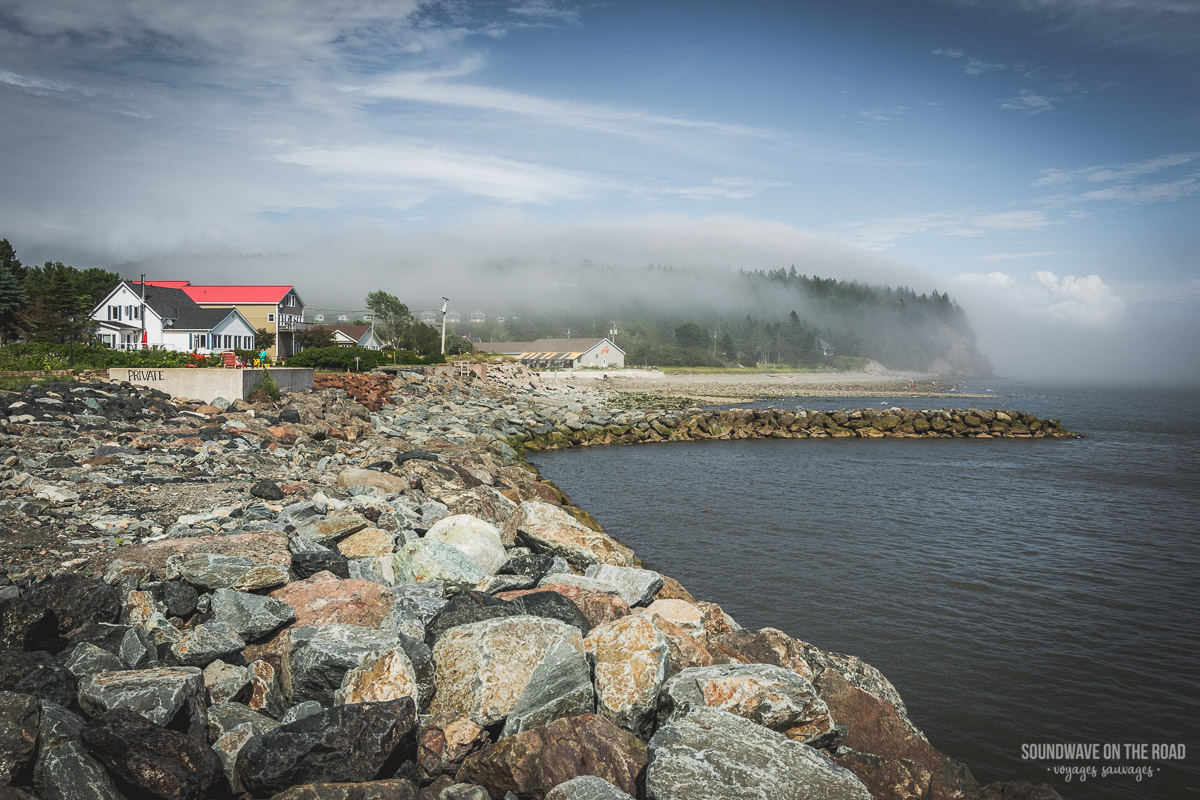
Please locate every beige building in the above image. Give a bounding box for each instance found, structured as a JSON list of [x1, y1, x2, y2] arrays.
[[475, 337, 625, 369]]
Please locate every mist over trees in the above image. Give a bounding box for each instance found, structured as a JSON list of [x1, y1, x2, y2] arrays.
[[463, 264, 992, 374]]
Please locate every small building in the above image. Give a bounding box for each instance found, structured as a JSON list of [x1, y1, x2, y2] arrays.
[[319, 324, 385, 350], [819, 339, 835, 357], [475, 337, 625, 369], [90, 282, 257, 354], [469, 309, 486, 324], [417, 309, 439, 324]]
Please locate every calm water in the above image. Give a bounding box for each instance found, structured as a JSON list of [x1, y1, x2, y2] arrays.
[[530, 382, 1200, 798]]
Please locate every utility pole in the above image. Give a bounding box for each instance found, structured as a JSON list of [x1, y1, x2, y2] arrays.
[[440, 297, 449, 355], [139, 273, 146, 350]]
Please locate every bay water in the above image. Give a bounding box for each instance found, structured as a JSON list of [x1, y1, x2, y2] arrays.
[[529, 381, 1200, 798]]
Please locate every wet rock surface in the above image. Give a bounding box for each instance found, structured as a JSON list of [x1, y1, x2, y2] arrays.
[[0, 367, 1064, 799]]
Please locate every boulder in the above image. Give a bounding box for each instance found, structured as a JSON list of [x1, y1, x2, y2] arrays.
[[0, 650, 76, 709], [266, 780, 420, 799], [501, 634, 595, 738], [636, 599, 705, 641], [336, 527, 396, 559], [64, 643, 125, 680], [333, 647, 418, 706], [281, 624, 407, 707], [393, 540, 486, 587], [430, 616, 583, 727], [503, 583, 631, 628], [546, 775, 637, 799], [961, 781, 1063, 800], [657, 663, 836, 745], [292, 550, 352, 580], [415, 711, 491, 780], [645, 707, 871, 800], [78, 666, 208, 739], [833, 751, 933, 800], [294, 513, 371, 544], [337, 466, 410, 494], [235, 697, 417, 797], [639, 614, 717, 677], [166, 553, 289, 592], [425, 591, 590, 644], [505, 501, 635, 570], [0, 574, 119, 652], [457, 714, 646, 800], [583, 615, 669, 737], [268, 571, 395, 628], [171, 620, 247, 667], [0, 691, 39, 784], [210, 588, 296, 640], [34, 703, 123, 800], [203, 660, 249, 706], [583, 565, 664, 607], [425, 514, 507, 575], [82, 708, 221, 800]]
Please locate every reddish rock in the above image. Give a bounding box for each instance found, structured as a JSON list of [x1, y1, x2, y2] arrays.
[[268, 571, 394, 628], [497, 583, 631, 628], [456, 714, 646, 799], [706, 627, 817, 679], [417, 712, 491, 779], [638, 613, 718, 676], [833, 752, 933, 800], [268, 425, 299, 444], [653, 575, 696, 603]]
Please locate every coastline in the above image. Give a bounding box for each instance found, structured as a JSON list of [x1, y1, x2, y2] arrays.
[[536, 367, 989, 406], [0, 367, 1063, 799]]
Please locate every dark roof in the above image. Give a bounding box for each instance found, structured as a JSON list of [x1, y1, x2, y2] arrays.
[[128, 283, 244, 331], [476, 337, 624, 355]]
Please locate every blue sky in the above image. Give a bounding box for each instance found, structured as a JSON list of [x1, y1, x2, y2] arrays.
[[1, 0, 1197, 379]]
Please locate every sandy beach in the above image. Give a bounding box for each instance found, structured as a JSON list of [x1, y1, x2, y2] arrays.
[[536, 367, 981, 405]]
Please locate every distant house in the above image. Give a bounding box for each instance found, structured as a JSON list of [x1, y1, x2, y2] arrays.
[[417, 309, 439, 324], [144, 282, 306, 358], [475, 337, 625, 369], [819, 339, 835, 357], [90, 282, 257, 354], [314, 324, 384, 350], [445, 309, 462, 324], [469, 309, 486, 324]]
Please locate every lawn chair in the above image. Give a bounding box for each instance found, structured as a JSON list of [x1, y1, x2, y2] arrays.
[[221, 350, 245, 369]]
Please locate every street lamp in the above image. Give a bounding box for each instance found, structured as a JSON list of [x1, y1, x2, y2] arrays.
[[440, 296, 449, 355]]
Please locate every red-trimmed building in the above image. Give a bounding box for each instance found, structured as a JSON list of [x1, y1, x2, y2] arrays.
[[144, 281, 305, 358]]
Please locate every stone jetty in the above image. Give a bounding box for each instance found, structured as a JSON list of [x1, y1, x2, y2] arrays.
[[0, 365, 1065, 799]]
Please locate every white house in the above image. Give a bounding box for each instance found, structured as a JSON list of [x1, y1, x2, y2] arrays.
[[90, 282, 258, 354], [475, 337, 625, 369], [321, 324, 385, 350]]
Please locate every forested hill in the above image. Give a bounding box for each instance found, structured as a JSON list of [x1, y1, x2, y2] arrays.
[[466, 265, 993, 375]]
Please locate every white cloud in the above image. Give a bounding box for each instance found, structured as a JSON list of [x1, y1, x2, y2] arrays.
[[932, 47, 964, 58], [1034, 152, 1200, 186], [857, 106, 909, 124], [972, 251, 1058, 261], [956, 271, 1018, 287], [648, 177, 789, 202], [1033, 270, 1127, 325], [964, 58, 1005, 76], [833, 208, 1055, 249], [999, 89, 1055, 114], [275, 143, 592, 204], [1076, 173, 1200, 204]]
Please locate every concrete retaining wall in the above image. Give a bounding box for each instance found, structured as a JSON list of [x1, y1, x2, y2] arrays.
[[107, 367, 313, 402]]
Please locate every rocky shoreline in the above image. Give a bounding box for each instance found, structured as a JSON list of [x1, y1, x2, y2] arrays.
[[0, 366, 1065, 799]]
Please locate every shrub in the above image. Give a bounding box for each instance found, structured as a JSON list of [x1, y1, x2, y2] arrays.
[[285, 347, 445, 370]]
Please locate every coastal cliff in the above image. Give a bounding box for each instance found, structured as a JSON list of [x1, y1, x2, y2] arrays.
[[0, 366, 1064, 799]]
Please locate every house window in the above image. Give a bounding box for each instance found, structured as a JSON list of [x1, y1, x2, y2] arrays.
[[109, 305, 121, 321], [267, 313, 275, 322], [195, 334, 207, 349]]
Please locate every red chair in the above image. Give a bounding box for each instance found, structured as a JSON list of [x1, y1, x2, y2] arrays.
[[221, 351, 245, 369]]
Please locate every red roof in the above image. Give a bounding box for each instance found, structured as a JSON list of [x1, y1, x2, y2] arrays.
[[143, 282, 295, 304]]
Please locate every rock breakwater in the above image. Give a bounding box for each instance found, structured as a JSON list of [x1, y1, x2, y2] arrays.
[[516, 405, 1075, 452], [0, 367, 1063, 799]]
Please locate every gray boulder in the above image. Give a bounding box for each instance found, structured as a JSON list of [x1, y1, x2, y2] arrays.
[[78, 666, 208, 739], [210, 588, 296, 640], [282, 624, 406, 706], [584, 565, 664, 607], [658, 663, 837, 745], [33, 699, 123, 800], [170, 620, 246, 667], [501, 636, 595, 739], [166, 553, 290, 592], [546, 775, 637, 799], [646, 707, 871, 800]]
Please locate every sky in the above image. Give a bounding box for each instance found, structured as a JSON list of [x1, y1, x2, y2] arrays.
[[1, 0, 1198, 382]]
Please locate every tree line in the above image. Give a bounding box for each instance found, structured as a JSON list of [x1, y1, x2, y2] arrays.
[[0, 239, 121, 345]]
